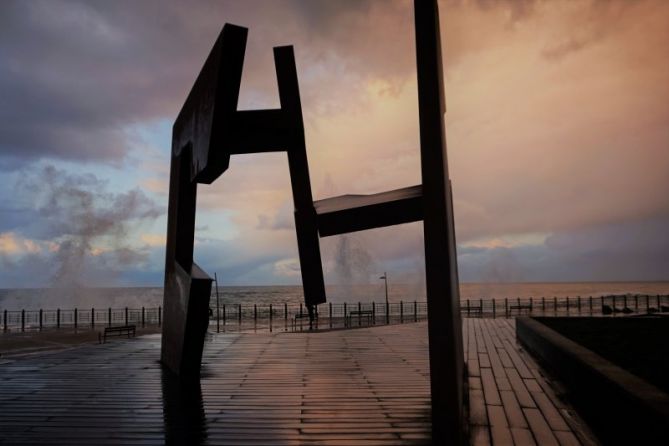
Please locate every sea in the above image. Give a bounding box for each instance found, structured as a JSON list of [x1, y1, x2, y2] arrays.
[[1, 282, 668, 311]]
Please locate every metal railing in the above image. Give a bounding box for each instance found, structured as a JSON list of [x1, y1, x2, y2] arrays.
[[2, 294, 668, 333], [461, 294, 669, 318], [1, 307, 161, 332]]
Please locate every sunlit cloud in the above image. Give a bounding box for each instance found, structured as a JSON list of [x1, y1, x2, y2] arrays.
[[140, 233, 166, 247]]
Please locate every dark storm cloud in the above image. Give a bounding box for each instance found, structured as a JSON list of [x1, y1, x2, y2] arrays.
[[0, 207, 34, 233], [0, 0, 414, 167], [0, 0, 546, 167], [458, 217, 669, 282], [0, 0, 207, 164]]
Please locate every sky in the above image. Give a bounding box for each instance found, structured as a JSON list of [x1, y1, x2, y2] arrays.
[[0, 0, 668, 288]]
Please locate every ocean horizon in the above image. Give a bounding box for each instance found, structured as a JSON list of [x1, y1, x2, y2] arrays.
[[1, 281, 668, 311]]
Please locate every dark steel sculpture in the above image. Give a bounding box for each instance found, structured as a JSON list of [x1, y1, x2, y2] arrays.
[[162, 0, 464, 442], [162, 24, 325, 377]]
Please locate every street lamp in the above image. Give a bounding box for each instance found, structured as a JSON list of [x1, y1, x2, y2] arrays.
[[214, 272, 221, 333], [379, 272, 389, 324]]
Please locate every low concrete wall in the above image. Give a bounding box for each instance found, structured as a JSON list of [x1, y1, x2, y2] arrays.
[[516, 317, 669, 445]]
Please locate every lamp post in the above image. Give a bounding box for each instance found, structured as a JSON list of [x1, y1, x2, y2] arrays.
[[380, 272, 389, 324], [214, 272, 221, 333]]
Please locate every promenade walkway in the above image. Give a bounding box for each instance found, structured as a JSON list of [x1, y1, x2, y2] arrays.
[[0, 320, 596, 445]]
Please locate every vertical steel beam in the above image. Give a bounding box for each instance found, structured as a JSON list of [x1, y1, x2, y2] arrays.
[[414, 0, 465, 443]]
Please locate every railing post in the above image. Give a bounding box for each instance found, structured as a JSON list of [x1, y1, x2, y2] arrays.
[[142, 307, 145, 327], [589, 296, 593, 314], [158, 306, 161, 326], [238, 304, 242, 324], [530, 297, 533, 312], [3, 309, 6, 332], [385, 301, 389, 325], [39, 309, 43, 331], [479, 298, 483, 317], [223, 304, 226, 324], [92, 308, 95, 328], [358, 302, 362, 326], [542, 297, 545, 312], [577, 296, 581, 313], [284, 303, 288, 322], [372, 302, 376, 324], [554, 296, 557, 315], [414, 300, 417, 322], [269, 304, 273, 332], [329, 302, 333, 328], [646, 295, 650, 312], [400, 300, 404, 323], [299, 303, 303, 317], [108, 307, 111, 327], [624, 294, 627, 309], [254, 304, 257, 322], [600, 296, 604, 313], [216, 303, 220, 333], [658, 295, 661, 309], [125, 307, 129, 326], [635, 294, 639, 312], [74, 308, 78, 329], [57, 308, 61, 329], [566, 297, 570, 314], [467, 299, 470, 316], [492, 299, 496, 318], [21, 309, 25, 332], [505, 298, 508, 317]]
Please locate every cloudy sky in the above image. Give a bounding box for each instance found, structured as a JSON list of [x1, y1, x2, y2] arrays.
[[0, 0, 667, 288]]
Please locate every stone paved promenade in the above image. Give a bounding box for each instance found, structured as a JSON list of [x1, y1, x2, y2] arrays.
[[0, 320, 596, 445]]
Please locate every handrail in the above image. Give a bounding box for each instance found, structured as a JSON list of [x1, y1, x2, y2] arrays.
[[1, 294, 667, 332]]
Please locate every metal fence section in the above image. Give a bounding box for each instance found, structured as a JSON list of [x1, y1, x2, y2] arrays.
[[460, 294, 669, 318], [2, 294, 668, 333]]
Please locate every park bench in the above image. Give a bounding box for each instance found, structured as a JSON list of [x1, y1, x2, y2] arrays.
[[466, 306, 483, 316], [346, 310, 374, 327], [99, 325, 136, 344], [509, 304, 532, 311], [293, 312, 318, 330]]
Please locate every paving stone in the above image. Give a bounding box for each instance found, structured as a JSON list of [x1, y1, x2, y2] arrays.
[[481, 368, 502, 406], [530, 391, 570, 432], [523, 408, 560, 446], [505, 368, 536, 409], [486, 404, 508, 426], [469, 390, 489, 426], [490, 425, 514, 446], [555, 430, 581, 446], [510, 427, 536, 446], [471, 425, 492, 446], [499, 390, 528, 429]]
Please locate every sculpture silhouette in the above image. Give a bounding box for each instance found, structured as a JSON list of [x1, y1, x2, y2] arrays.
[[162, 0, 465, 443], [161, 24, 325, 378]]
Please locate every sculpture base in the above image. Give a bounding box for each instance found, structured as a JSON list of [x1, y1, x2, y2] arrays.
[[161, 262, 212, 377]]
